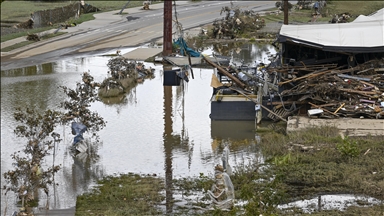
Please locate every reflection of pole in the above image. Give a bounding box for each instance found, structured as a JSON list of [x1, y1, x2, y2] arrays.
[[163, 66, 173, 214], [163, 0, 173, 56]]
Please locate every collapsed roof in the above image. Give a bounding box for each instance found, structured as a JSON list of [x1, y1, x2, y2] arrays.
[[278, 8, 384, 54]]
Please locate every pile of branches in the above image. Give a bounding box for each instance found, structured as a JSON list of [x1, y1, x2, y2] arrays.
[[26, 33, 40, 41], [13, 17, 34, 29], [211, 4, 265, 39], [99, 57, 155, 98], [274, 59, 384, 119]]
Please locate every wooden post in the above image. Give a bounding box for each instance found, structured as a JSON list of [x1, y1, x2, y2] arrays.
[[163, 0, 173, 56], [284, 0, 288, 25]]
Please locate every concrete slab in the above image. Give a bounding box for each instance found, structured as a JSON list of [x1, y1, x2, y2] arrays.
[[287, 116, 384, 137], [121, 47, 162, 60]]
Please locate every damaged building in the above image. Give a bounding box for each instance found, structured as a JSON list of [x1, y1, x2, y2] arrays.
[[277, 8, 384, 67]]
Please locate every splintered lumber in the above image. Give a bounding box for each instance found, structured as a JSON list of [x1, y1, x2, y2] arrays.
[[334, 103, 345, 114], [308, 102, 339, 117], [339, 88, 378, 95], [203, 55, 246, 89]]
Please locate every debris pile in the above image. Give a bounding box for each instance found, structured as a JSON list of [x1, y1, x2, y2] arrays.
[[211, 4, 265, 39], [26, 33, 40, 41], [329, 12, 351, 23], [98, 57, 155, 98], [13, 16, 34, 29], [274, 59, 384, 119]]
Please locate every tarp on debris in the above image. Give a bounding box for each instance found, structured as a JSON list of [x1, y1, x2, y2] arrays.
[[278, 9, 384, 53], [173, 37, 201, 57]]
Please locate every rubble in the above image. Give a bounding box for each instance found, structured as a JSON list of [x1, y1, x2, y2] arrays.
[[274, 59, 384, 119], [98, 56, 155, 98], [26, 33, 40, 41], [210, 4, 265, 39]]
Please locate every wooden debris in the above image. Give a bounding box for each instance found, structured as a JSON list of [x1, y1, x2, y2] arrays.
[[272, 59, 384, 119]]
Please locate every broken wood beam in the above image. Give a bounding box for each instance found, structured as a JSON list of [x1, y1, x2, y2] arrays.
[[278, 65, 345, 85], [334, 103, 345, 114], [203, 55, 246, 89]]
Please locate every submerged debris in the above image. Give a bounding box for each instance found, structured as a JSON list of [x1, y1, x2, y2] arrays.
[[99, 56, 155, 98]]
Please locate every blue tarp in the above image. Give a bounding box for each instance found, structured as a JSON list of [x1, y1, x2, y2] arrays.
[[173, 37, 201, 57], [71, 122, 87, 145]]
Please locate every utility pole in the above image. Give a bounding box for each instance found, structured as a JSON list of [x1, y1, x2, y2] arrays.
[[284, 0, 288, 25], [163, 0, 172, 56]]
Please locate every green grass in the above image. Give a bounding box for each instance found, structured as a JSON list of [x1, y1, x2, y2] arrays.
[[261, 1, 384, 24], [75, 173, 165, 216], [0, 1, 149, 43], [0, 1, 145, 22]]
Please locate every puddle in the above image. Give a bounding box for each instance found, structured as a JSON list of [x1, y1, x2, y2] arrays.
[[278, 194, 383, 213]]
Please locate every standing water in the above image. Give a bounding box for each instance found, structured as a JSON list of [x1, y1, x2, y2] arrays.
[[1, 44, 276, 214]]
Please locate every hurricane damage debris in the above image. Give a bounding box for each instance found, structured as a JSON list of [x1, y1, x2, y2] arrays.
[[206, 8, 384, 123], [274, 59, 384, 119], [13, 14, 34, 29], [98, 56, 155, 98], [272, 8, 384, 120], [210, 3, 265, 39], [26, 33, 40, 41]]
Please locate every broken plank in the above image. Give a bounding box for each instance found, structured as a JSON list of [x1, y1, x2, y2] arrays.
[[308, 102, 339, 117]]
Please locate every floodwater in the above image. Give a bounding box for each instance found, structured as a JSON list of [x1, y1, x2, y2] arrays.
[[1, 43, 276, 214]]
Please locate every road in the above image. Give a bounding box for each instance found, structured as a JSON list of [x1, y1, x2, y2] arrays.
[[1, 1, 276, 70]]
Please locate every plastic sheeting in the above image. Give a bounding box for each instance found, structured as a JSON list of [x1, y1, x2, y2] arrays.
[[173, 37, 201, 57], [71, 122, 87, 145]]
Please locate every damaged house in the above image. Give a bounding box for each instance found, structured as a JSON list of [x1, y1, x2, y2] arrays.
[[278, 8, 384, 66], [269, 8, 384, 121]]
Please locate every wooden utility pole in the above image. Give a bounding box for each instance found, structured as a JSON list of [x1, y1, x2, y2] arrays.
[[284, 0, 288, 25], [163, 0, 172, 56]]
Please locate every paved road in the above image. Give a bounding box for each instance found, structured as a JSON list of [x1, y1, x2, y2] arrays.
[[1, 1, 276, 71]]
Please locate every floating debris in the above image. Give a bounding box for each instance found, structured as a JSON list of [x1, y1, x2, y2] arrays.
[[99, 56, 155, 98]]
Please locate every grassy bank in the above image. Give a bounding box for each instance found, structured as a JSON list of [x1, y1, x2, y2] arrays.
[[262, 1, 384, 24], [0, 1, 144, 22], [75, 126, 384, 215], [0, 1, 146, 51], [75, 173, 165, 215]]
